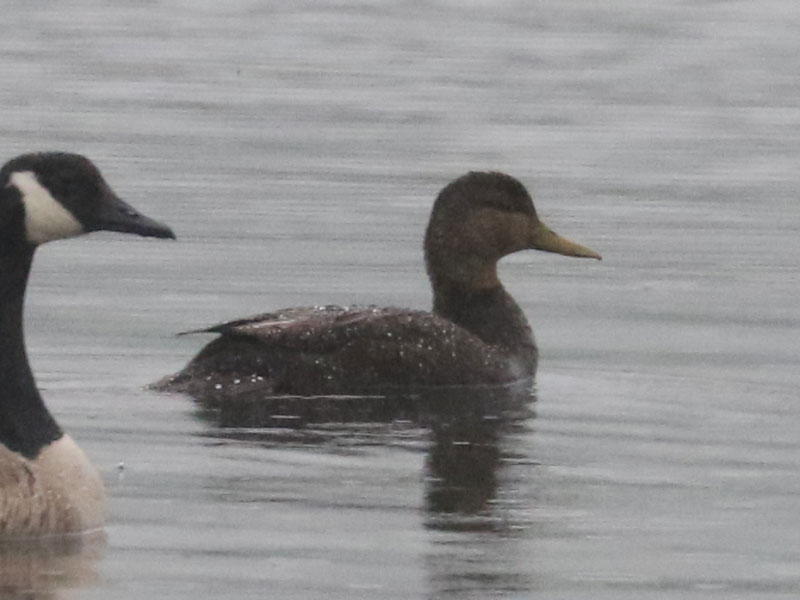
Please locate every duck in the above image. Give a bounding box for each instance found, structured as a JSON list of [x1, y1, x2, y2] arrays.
[[0, 152, 174, 538], [155, 171, 600, 399]]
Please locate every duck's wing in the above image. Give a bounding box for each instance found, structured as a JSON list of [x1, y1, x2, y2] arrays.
[[180, 305, 403, 351], [181, 305, 349, 335]]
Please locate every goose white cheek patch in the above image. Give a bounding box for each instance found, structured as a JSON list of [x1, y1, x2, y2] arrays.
[[10, 171, 84, 244]]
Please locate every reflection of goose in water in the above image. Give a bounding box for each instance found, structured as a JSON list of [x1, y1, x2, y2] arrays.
[[155, 172, 600, 400], [0, 152, 174, 538], [0, 534, 106, 597]]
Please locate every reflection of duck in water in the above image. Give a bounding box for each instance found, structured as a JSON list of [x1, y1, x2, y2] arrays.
[[0, 152, 174, 538], [155, 172, 600, 398]]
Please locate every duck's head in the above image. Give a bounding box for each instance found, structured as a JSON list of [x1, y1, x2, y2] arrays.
[[0, 152, 174, 250], [424, 171, 600, 289]]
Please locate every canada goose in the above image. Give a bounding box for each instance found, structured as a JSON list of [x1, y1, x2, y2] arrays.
[[155, 171, 599, 398], [0, 152, 174, 538]]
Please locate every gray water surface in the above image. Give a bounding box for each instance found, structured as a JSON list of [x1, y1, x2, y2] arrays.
[[2, 1, 799, 598]]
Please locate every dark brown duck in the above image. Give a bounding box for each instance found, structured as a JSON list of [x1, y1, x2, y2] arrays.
[[155, 172, 600, 397]]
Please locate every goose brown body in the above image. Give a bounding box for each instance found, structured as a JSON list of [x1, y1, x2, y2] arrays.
[[156, 172, 599, 398]]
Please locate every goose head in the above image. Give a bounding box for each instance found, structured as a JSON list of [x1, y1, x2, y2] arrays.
[[0, 152, 174, 250]]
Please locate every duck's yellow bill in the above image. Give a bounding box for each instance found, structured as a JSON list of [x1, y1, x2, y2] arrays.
[[529, 221, 602, 260]]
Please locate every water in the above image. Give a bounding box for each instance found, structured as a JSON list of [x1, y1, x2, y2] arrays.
[[2, 1, 799, 598]]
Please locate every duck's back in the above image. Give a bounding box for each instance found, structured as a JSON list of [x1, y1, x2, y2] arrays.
[[0, 436, 105, 538], [155, 305, 530, 397]]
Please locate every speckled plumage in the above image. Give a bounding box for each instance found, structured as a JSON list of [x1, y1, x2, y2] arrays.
[[156, 171, 599, 399], [158, 304, 530, 397]]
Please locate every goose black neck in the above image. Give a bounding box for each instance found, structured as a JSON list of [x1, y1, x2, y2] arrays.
[[0, 248, 63, 459], [432, 278, 538, 375]]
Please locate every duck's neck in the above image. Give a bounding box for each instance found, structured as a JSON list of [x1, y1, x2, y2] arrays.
[[0, 249, 62, 459], [431, 277, 538, 373]]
